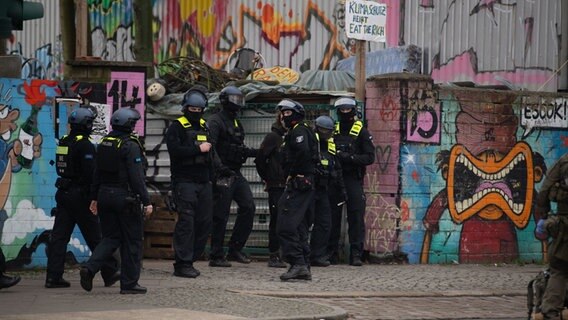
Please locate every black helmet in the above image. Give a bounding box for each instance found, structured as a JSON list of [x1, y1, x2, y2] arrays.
[[219, 85, 245, 112], [334, 97, 357, 111], [182, 90, 207, 109], [277, 99, 305, 116], [69, 106, 96, 132], [111, 108, 140, 132], [314, 115, 334, 130]]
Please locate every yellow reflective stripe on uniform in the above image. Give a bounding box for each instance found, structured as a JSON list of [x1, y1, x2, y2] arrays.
[[234, 119, 238, 127], [328, 140, 336, 155], [56, 146, 68, 155], [201, 118, 207, 127], [103, 136, 124, 148], [335, 121, 363, 137], [349, 121, 363, 137], [177, 116, 191, 128], [321, 159, 329, 166], [197, 135, 207, 141], [75, 135, 84, 141]]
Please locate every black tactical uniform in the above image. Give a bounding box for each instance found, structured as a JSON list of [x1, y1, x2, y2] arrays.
[[47, 107, 118, 288], [0, 248, 20, 289], [207, 86, 256, 266], [167, 89, 214, 278], [537, 153, 568, 320], [276, 99, 318, 281], [80, 108, 150, 294], [255, 117, 287, 268], [310, 116, 345, 267], [328, 97, 375, 266]]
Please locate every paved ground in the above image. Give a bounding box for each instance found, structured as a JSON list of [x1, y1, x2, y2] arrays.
[[0, 259, 543, 320]]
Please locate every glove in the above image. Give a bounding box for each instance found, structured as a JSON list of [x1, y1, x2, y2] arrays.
[[535, 219, 548, 240], [338, 151, 353, 163]]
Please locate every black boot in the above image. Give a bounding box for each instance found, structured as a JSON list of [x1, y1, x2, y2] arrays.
[[0, 273, 21, 289], [209, 256, 232, 267], [280, 265, 312, 281], [350, 255, 363, 267], [120, 284, 147, 294], [45, 277, 70, 288], [227, 249, 251, 264], [102, 271, 121, 287], [80, 267, 94, 292], [268, 253, 287, 268], [174, 265, 200, 278]]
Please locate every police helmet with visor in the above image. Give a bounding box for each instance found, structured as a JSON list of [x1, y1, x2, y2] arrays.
[[314, 115, 334, 140], [334, 97, 357, 122], [69, 106, 96, 133], [219, 85, 245, 112]]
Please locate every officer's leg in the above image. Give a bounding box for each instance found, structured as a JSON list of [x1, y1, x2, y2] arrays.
[[327, 187, 343, 263], [75, 191, 118, 281], [193, 183, 213, 262], [85, 190, 122, 275], [210, 183, 234, 258], [229, 175, 255, 252], [173, 182, 199, 267], [310, 189, 331, 262], [46, 190, 76, 280], [542, 261, 568, 320], [277, 189, 314, 266], [118, 196, 143, 289], [0, 247, 5, 273], [268, 188, 284, 254], [345, 177, 366, 262]]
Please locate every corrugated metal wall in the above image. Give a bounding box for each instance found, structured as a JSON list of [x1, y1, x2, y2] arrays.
[[402, 0, 563, 91], [7, 0, 62, 79]]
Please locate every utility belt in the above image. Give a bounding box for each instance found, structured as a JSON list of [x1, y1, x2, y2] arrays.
[[55, 177, 86, 190], [100, 182, 130, 190], [181, 154, 210, 166], [125, 193, 143, 216]]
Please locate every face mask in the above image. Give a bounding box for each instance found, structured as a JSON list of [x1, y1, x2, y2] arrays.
[[186, 111, 203, 123], [317, 128, 333, 140], [338, 109, 356, 122], [282, 113, 300, 129]]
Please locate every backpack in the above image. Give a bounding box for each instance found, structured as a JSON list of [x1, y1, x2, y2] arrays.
[[527, 269, 568, 320]]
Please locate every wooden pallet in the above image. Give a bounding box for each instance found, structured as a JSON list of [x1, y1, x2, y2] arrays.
[[143, 205, 177, 259]]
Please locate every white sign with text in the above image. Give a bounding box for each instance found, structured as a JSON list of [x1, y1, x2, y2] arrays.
[[345, 0, 387, 42]]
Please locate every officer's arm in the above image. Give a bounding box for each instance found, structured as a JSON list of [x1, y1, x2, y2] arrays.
[[90, 164, 100, 201], [537, 156, 567, 208], [333, 155, 347, 192], [289, 128, 311, 175], [166, 122, 200, 158], [124, 141, 151, 206], [77, 140, 96, 185], [206, 117, 222, 147], [351, 128, 375, 166], [255, 133, 278, 180]]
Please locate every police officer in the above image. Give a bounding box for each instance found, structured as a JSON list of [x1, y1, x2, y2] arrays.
[[328, 97, 375, 266], [207, 86, 256, 267], [80, 107, 152, 294], [0, 248, 20, 289], [277, 99, 318, 281], [47, 107, 119, 288], [166, 88, 214, 278], [255, 110, 287, 268], [310, 115, 345, 267], [536, 153, 568, 320]]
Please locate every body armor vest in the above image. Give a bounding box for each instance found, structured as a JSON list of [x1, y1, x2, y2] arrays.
[[215, 114, 246, 164], [176, 116, 211, 165], [56, 135, 85, 178], [333, 120, 362, 153], [97, 134, 143, 184]]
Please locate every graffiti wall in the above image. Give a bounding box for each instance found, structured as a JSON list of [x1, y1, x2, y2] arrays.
[[0, 70, 146, 269], [365, 74, 568, 264]]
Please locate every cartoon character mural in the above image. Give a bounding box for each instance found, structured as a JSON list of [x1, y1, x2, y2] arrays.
[[420, 91, 547, 264]]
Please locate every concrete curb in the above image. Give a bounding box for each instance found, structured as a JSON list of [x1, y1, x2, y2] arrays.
[[227, 289, 527, 298], [248, 303, 347, 320]]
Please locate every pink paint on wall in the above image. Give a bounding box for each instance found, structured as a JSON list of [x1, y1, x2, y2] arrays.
[[106, 71, 146, 137]]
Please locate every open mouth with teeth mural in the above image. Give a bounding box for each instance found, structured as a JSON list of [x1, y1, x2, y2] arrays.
[[447, 142, 534, 229]]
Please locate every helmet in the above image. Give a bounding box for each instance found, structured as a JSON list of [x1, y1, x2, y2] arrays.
[[69, 106, 96, 132], [334, 97, 357, 111], [182, 90, 207, 109], [277, 99, 305, 116], [111, 108, 141, 132], [219, 85, 245, 111], [314, 115, 334, 130]]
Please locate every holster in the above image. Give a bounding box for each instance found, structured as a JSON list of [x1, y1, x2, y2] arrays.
[[125, 194, 142, 215]]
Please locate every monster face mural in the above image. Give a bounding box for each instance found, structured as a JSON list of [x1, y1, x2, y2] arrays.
[[422, 92, 546, 264]]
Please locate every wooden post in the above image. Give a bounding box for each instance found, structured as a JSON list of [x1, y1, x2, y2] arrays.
[[61, 0, 76, 78], [355, 40, 366, 101], [74, 0, 88, 58], [134, 0, 154, 77]]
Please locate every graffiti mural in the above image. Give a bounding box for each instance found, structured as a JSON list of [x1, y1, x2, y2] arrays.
[[0, 70, 145, 269]]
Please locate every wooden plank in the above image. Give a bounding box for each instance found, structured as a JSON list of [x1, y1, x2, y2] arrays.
[[143, 247, 174, 259], [144, 220, 175, 233]]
